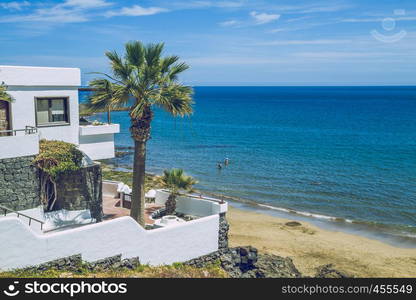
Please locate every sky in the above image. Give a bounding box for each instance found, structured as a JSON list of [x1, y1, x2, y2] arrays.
[[0, 0, 415, 86]]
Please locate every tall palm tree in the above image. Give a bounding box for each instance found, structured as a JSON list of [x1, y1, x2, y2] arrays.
[[157, 169, 198, 215], [89, 41, 194, 226]]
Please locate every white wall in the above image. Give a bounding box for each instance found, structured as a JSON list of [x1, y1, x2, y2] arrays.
[[7, 87, 80, 144], [0, 133, 39, 159], [0, 215, 219, 270], [102, 180, 120, 198], [155, 190, 228, 217], [79, 134, 115, 160], [0, 66, 118, 160], [0, 65, 80, 87], [79, 124, 120, 160]]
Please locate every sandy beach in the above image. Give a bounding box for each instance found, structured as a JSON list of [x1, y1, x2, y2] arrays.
[[227, 206, 416, 278]]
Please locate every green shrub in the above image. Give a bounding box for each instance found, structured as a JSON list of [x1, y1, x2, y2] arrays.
[[33, 140, 83, 179]]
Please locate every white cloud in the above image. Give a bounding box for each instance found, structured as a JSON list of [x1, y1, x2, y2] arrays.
[[291, 52, 387, 59], [257, 39, 352, 46], [219, 20, 240, 27], [106, 5, 168, 17], [62, 0, 112, 9], [0, 0, 113, 23], [266, 2, 352, 14], [299, 4, 351, 13], [269, 20, 338, 33], [0, 1, 30, 11], [187, 56, 288, 66], [341, 16, 416, 23], [250, 11, 280, 25], [170, 1, 245, 9]]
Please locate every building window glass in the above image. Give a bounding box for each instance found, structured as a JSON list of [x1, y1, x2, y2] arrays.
[[36, 98, 69, 126]]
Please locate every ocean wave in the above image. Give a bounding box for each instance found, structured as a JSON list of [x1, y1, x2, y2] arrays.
[[202, 190, 416, 242], [257, 203, 354, 223]]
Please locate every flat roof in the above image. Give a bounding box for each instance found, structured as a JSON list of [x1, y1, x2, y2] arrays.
[[0, 65, 81, 87]]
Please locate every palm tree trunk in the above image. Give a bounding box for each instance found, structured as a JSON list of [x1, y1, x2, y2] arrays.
[[107, 107, 111, 124], [129, 105, 153, 226], [165, 194, 177, 215], [130, 140, 146, 226]]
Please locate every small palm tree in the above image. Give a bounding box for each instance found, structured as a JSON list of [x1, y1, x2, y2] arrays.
[[88, 41, 194, 226], [157, 169, 198, 215], [0, 82, 12, 102]]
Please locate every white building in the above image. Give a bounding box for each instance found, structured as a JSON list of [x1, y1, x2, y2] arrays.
[[0, 65, 230, 270], [0, 65, 119, 160]]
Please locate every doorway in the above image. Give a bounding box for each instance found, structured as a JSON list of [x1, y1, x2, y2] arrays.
[[0, 100, 11, 136]]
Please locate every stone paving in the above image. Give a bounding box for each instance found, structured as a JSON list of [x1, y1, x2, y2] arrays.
[[102, 196, 162, 225]]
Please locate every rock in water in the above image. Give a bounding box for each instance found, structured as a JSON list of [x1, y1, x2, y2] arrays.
[[285, 221, 302, 227]]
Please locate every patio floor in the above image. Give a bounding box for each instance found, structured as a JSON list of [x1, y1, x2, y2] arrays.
[[102, 196, 162, 225]]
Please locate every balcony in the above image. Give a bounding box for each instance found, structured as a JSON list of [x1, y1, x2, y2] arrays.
[[79, 123, 120, 136], [79, 123, 120, 160], [0, 127, 39, 159]]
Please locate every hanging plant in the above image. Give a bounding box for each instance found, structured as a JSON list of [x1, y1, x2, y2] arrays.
[[33, 140, 83, 211]]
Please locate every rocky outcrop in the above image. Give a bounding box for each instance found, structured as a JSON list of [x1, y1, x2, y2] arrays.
[[252, 253, 302, 278], [218, 213, 229, 249], [315, 264, 350, 278], [185, 246, 302, 278]]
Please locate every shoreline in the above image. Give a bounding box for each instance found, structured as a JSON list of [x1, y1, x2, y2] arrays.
[[101, 162, 416, 276], [101, 161, 416, 249], [227, 205, 416, 277], [201, 190, 416, 249]]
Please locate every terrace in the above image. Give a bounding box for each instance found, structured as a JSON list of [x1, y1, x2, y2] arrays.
[[0, 180, 228, 270], [102, 180, 228, 228], [78, 123, 120, 160]]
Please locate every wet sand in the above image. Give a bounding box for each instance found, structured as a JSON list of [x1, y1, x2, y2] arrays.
[[227, 206, 416, 277]]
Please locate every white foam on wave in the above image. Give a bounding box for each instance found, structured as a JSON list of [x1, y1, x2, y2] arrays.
[[257, 203, 353, 223]]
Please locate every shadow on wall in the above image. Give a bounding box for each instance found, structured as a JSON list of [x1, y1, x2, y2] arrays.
[[52, 164, 103, 222], [0, 214, 220, 270]]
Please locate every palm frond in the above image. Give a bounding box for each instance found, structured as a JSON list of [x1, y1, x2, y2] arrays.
[[156, 84, 194, 117], [125, 41, 145, 68], [160, 55, 180, 74], [167, 62, 190, 81], [159, 169, 198, 193], [105, 50, 132, 81], [86, 79, 130, 113], [95, 41, 193, 126], [144, 43, 164, 67], [130, 98, 147, 119]]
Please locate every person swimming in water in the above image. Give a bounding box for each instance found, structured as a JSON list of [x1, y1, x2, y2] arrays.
[[224, 158, 229, 166], [217, 162, 223, 169]]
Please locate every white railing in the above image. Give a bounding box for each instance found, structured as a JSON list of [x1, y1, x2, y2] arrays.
[[0, 204, 44, 230], [0, 126, 37, 136]]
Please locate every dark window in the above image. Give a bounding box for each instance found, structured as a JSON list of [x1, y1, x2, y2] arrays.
[[36, 98, 69, 126]]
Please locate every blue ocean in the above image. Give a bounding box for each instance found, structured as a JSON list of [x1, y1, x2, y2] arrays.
[[81, 86, 416, 244]]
